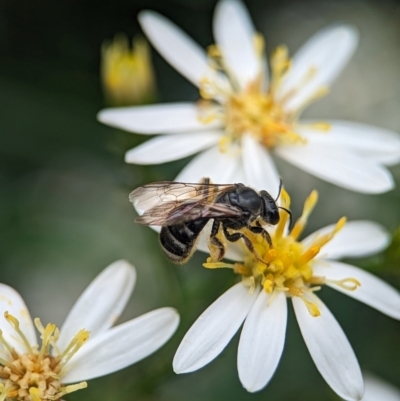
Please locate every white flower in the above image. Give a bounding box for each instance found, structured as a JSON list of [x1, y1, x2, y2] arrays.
[[172, 190, 400, 401], [98, 0, 400, 195], [0, 260, 179, 401], [357, 374, 400, 401]]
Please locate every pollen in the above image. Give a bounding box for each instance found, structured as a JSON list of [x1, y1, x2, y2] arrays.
[[198, 37, 331, 151], [0, 313, 89, 401], [204, 189, 359, 317]]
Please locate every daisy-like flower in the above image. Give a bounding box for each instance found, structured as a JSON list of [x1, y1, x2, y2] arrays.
[[172, 190, 400, 401], [0, 260, 179, 401], [98, 0, 400, 195]]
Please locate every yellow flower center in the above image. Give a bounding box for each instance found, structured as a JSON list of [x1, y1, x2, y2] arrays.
[[198, 36, 330, 151], [0, 313, 89, 401], [204, 190, 360, 317]]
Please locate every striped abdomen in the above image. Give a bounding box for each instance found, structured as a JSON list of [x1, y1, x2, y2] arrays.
[[160, 219, 208, 263]]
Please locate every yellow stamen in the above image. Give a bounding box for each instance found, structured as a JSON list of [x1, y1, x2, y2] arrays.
[[4, 312, 33, 353], [327, 277, 361, 291], [309, 217, 347, 252], [301, 121, 331, 131], [298, 246, 321, 266], [37, 323, 57, 362], [59, 329, 90, 368], [0, 329, 13, 355], [47, 382, 88, 400], [29, 387, 41, 401], [253, 33, 265, 59], [218, 136, 231, 153], [274, 189, 291, 240], [203, 260, 236, 269], [301, 296, 321, 317], [270, 45, 291, 92], [290, 190, 318, 240]]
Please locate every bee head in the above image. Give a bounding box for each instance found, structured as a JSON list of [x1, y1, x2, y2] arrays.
[[229, 186, 261, 219]]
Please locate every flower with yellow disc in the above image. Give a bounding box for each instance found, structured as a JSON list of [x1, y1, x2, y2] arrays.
[[172, 190, 400, 401], [98, 0, 400, 194], [0, 260, 179, 401]]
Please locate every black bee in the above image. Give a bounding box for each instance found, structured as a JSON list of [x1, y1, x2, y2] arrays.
[[129, 178, 288, 264]]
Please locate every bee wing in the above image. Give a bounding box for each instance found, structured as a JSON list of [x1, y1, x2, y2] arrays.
[[129, 181, 235, 212], [136, 201, 243, 226]]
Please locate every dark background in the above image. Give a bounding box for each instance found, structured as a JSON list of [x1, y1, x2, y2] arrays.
[[0, 0, 399, 400]]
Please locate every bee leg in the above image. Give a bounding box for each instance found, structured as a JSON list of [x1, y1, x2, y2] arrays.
[[200, 177, 211, 185], [209, 219, 225, 261], [278, 206, 292, 229], [222, 225, 266, 264], [249, 224, 273, 248]]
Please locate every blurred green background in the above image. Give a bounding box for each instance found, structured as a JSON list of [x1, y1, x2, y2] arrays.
[[1, 0, 400, 400]]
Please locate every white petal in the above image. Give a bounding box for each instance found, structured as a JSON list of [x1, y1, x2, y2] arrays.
[[213, 0, 261, 88], [274, 141, 394, 193], [361, 374, 400, 401], [292, 296, 364, 401], [139, 11, 209, 86], [242, 134, 280, 197], [175, 145, 243, 183], [238, 291, 287, 392], [58, 260, 136, 351], [173, 282, 259, 373], [313, 260, 400, 320], [302, 221, 390, 260], [98, 103, 218, 134], [277, 24, 358, 112], [62, 307, 179, 382], [125, 131, 221, 164], [299, 121, 400, 166], [0, 284, 36, 353]]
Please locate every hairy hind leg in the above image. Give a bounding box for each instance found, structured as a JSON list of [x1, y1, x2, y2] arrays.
[[222, 224, 267, 264], [208, 219, 225, 261], [250, 223, 273, 248]]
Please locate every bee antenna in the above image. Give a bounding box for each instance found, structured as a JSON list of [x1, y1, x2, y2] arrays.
[[278, 206, 292, 229], [274, 178, 283, 202]]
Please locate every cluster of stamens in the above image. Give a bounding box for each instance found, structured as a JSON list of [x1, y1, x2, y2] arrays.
[[0, 313, 89, 401], [197, 34, 330, 152], [204, 190, 361, 317]]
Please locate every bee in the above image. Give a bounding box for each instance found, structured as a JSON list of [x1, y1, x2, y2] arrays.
[[129, 178, 289, 264]]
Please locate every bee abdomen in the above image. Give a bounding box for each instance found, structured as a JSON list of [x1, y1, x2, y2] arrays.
[[160, 220, 208, 264]]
